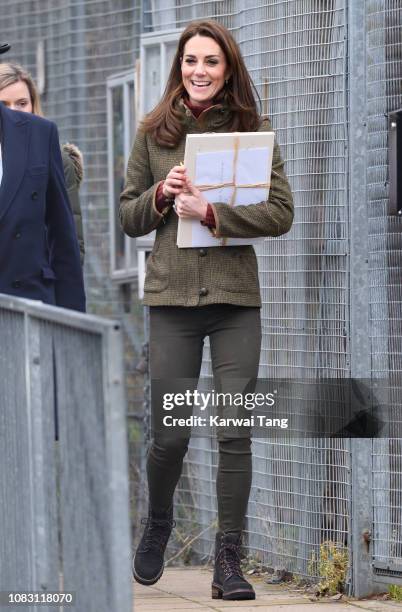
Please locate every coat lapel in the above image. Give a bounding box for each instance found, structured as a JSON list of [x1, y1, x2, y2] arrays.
[[0, 103, 30, 222]]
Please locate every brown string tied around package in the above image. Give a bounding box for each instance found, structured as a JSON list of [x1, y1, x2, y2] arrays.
[[193, 135, 271, 246]]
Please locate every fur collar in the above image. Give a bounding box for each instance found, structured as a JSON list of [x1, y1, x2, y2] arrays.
[[62, 142, 83, 185]]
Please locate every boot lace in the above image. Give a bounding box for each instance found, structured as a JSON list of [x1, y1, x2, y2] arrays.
[[140, 517, 176, 553], [218, 542, 243, 579]]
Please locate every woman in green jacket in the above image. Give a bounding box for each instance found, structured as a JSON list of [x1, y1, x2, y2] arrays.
[[120, 19, 293, 601], [0, 63, 85, 264]]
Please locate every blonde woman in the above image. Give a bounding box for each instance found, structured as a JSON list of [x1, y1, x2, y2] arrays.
[[0, 62, 85, 264]]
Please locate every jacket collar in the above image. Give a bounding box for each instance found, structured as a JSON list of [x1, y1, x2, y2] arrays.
[[178, 97, 232, 129], [0, 103, 30, 221]]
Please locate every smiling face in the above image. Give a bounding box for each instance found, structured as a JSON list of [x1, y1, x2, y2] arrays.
[[0, 79, 33, 112], [181, 34, 229, 106]]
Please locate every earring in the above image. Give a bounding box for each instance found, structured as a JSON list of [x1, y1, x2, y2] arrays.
[[225, 78, 229, 85]]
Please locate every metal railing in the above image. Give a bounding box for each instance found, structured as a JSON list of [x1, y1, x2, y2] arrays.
[[0, 294, 132, 612]]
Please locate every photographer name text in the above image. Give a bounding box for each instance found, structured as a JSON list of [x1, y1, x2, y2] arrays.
[[162, 415, 288, 429]]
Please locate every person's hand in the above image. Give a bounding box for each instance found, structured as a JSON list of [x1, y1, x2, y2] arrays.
[[163, 165, 187, 198], [174, 176, 209, 220]]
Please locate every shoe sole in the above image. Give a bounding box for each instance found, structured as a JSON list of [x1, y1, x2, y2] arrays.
[[211, 582, 256, 600], [133, 563, 164, 586]]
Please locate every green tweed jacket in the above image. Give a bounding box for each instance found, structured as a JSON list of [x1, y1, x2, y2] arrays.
[[120, 103, 293, 307]]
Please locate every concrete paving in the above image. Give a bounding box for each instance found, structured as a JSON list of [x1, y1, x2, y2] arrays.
[[133, 567, 402, 611]]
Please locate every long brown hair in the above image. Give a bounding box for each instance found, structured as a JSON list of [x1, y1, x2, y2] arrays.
[[0, 62, 43, 115], [141, 20, 261, 147]]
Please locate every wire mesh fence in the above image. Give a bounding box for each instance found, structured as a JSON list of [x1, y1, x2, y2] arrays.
[[366, 0, 402, 585]]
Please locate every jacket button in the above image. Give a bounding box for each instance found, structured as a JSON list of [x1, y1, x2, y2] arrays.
[[31, 191, 38, 200], [199, 287, 208, 297], [199, 249, 207, 257], [12, 280, 21, 288], [14, 232, 21, 239]]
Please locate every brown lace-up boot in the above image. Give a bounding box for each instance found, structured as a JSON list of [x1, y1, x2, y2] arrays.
[[211, 532, 256, 600]]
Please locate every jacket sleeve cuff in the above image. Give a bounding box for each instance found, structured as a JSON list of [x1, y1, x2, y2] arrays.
[[200, 203, 216, 229], [155, 181, 175, 213], [203, 203, 220, 237], [152, 181, 173, 220]]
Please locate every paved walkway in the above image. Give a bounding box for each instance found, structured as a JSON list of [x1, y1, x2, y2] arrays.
[[133, 567, 402, 611]]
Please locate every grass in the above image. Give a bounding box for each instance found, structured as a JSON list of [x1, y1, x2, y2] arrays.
[[389, 584, 402, 602], [308, 541, 349, 596]]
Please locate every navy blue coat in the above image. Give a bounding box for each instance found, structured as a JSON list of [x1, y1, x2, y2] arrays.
[[0, 103, 85, 311]]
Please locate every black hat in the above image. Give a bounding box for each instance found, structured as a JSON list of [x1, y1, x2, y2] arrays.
[[0, 43, 11, 55]]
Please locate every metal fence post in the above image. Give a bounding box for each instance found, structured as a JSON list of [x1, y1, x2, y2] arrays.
[[350, 439, 374, 597], [348, 0, 374, 598], [102, 323, 133, 612], [25, 313, 59, 609]]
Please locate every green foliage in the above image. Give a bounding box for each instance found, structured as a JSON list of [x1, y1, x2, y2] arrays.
[[127, 420, 142, 444], [308, 541, 349, 596], [389, 584, 402, 601]]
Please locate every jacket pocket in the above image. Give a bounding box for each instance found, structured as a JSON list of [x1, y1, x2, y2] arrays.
[[217, 247, 260, 294], [143, 245, 169, 293]]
